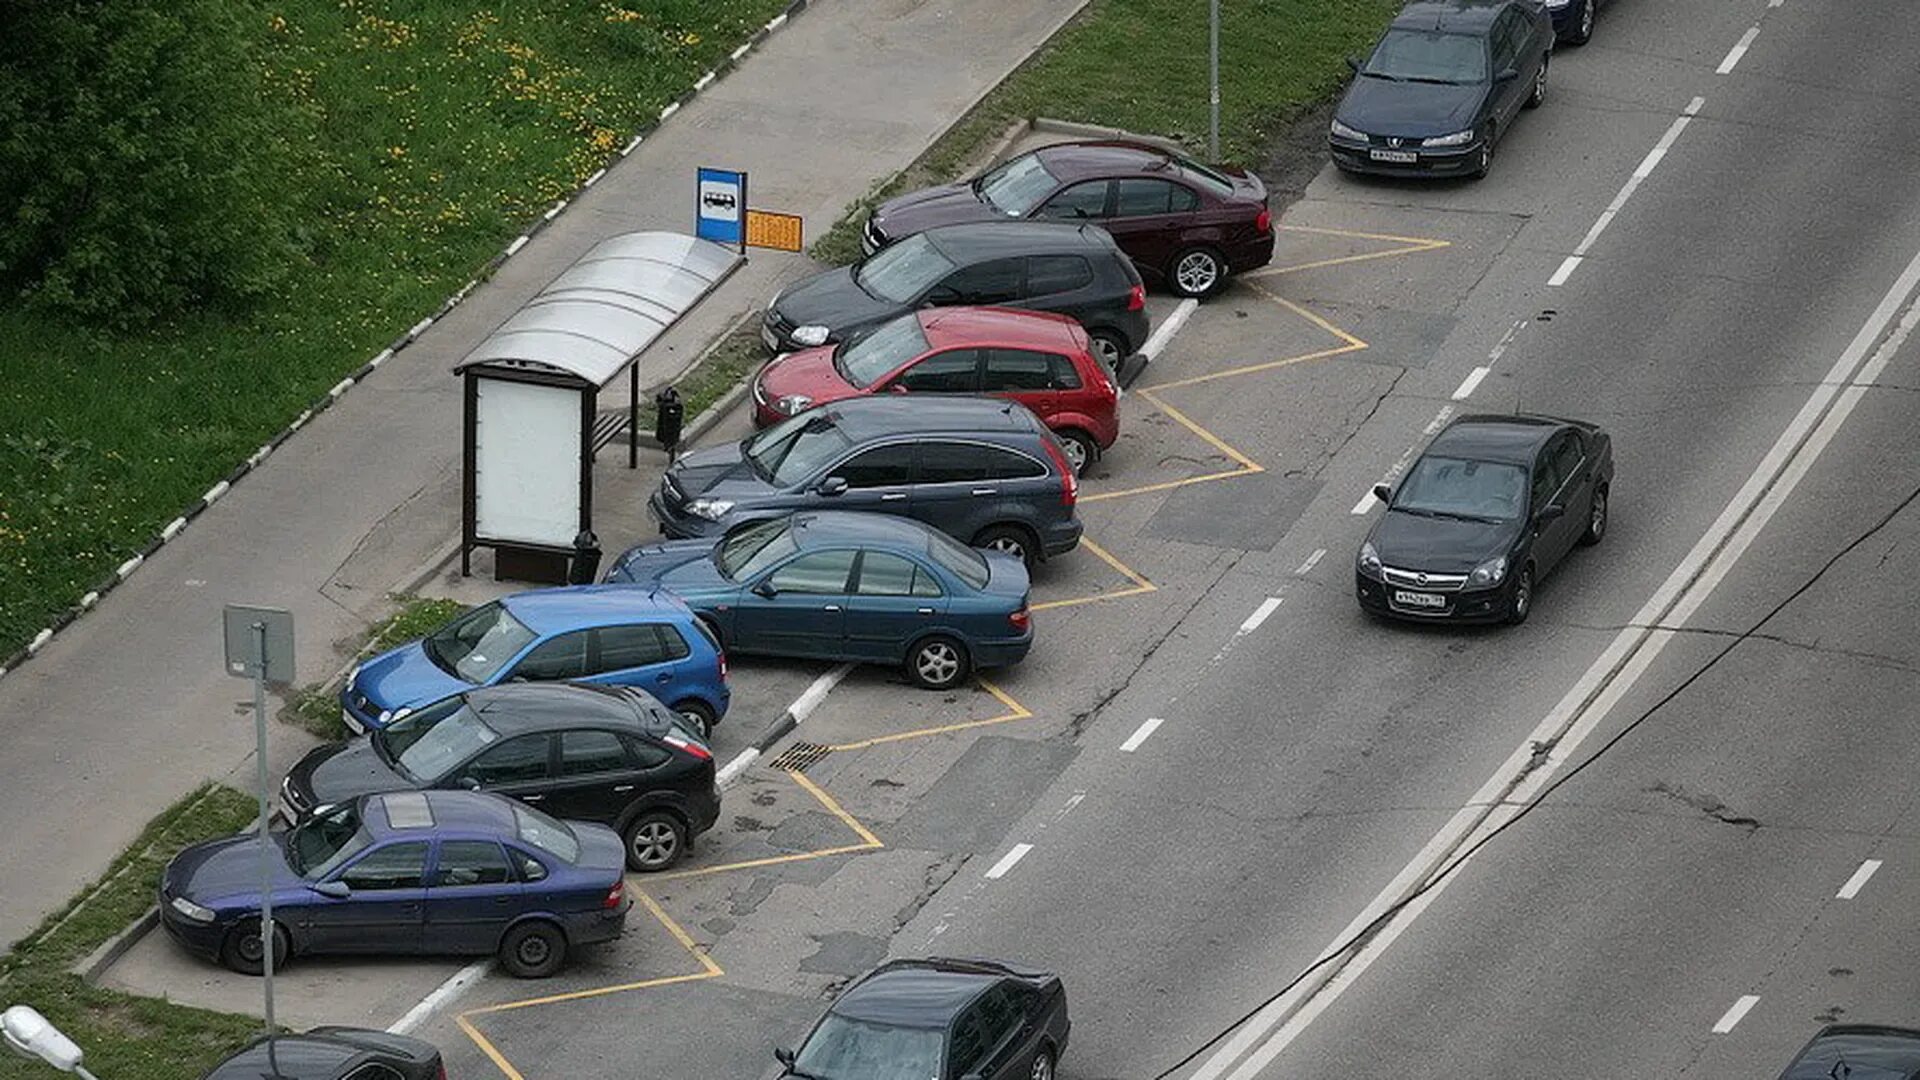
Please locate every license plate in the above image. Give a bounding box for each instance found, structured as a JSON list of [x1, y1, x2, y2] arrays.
[[1392, 590, 1447, 609], [1370, 148, 1418, 163], [341, 707, 365, 735], [761, 325, 780, 350]]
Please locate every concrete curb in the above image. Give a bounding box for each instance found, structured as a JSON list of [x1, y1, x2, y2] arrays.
[[1030, 116, 1190, 154], [75, 906, 158, 984], [0, 0, 819, 686]]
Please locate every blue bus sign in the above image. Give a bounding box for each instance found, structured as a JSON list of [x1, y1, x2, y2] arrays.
[[696, 167, 747, 250]]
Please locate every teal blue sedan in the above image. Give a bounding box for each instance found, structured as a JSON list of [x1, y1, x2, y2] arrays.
[[604, 511, 1032, 690]]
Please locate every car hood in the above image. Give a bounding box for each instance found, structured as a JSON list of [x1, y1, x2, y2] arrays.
[[166, 834, 300, 905], [355, 641, 471, 713], [772, 266, 905, 341], [664, 441, 781, 500], [757, 347, 860, 404], [874, 182, 1003, 237], [290, 739, 413, 809], [1369, 509, 1518, 574], [1337, 76, 1488, 138], [604, 538, 732, 597]]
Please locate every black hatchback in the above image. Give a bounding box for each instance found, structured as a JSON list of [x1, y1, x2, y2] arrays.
[[204, 1028, 443, 1080], [282, 682, 718, 872], [763, 221, 1151, 374]]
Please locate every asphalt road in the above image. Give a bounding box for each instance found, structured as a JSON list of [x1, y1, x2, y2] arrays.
[[399, 2, 1920, 1077]]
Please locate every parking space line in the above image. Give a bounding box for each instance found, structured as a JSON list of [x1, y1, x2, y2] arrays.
[[1030, 536, 1158, 610], [653, 768, 885, 880], [1246, 224, 1451, 280], [826, 677, 1035, 752], [787, 766, 885, 847], [985, 843, 1034, 879], [1144, 342, 1366, 392], [1837, 858, 1882, 899], [1142, 391, 1264, 471], [1712, 994, 1760, 1034], [1120, 717, 1165, 752]]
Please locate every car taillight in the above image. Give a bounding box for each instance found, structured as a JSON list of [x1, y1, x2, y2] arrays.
[[604, 882, 628, 909], [1126, 283, 1146, 311], [664, 733, 713, 761], [1041, 437, 1077, 506], [718, 650, 729, 682], [435, 1063, 448, 1080], [1255, 206, 1272, 234], [1009, 605, 1031, 631]]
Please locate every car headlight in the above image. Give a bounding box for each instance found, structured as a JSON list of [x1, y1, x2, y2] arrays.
[[1330, 118, 1367, 141], [1357, 541, 1383, 579], [791, 325, 830, 347], [345, 664, 360, 690], [1545, 0, 1571, 8], [170, 895, 216, 923], [1426, 128, 1476, 147], [685, 498, 736, 522], [1469, 555, 1508, 587], [377, 709, 392, 726], [776, 394, 813, 415]]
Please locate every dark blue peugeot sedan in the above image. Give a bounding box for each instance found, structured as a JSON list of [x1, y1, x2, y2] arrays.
[[159, 790, 630, 978]]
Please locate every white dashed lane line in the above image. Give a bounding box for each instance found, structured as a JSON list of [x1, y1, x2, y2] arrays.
[[1120, 717, 1165, 752], [1238, 598, 1283, 635], [1549, 97, 1705, 288], [1712, 995, 1760, 1034], [985, 843, 1034, 880], [1836, 858, 1883, 899], [1451, 366, 1490, 400], [1295, 548, 1326, 576], [1717, 26, 1761, 74]]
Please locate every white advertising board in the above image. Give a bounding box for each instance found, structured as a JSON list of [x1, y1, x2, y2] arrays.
[[474, 377, 580, 548]]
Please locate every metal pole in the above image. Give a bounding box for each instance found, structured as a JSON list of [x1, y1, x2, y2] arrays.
[[251, 620, 276, 1035], [1209, 0, 1221, 161], [74, 1067, 101, 1080]]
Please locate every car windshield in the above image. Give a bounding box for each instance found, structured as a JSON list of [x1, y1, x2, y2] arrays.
[[422, 601, 536, 683], [1392, 455, 1527, 522], [377, 698, 499, 783], [286, 802, 371, 879], [715, 517, 799, 581], [513, 804, 580, 863], [926, 530, 991, 590], [854, 233, 957, 303], [975, 151, 1059, 216], [1363, 29, 1488, 83], [794, 1014, 944, 1080], [837, 314, 930, 388], [744, 413, 855, 488]]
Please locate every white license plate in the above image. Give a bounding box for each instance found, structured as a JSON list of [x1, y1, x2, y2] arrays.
[[1393, 590, 1447, 609], [761, 325, 780, 350], [1370, 149, 1418, 163], [341, 707, 365, 735]]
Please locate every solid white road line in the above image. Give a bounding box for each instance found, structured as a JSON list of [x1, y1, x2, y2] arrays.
[[1837, 858, 1883, 899], [1350, 491, 1378, 515], [389, 960, 490, 1034], [1547, 256, 1583, 287], [985, 843, 1033, 879], [1451, 367, 1491, 400], [716, 747, 760, 788], [791, 663, 855, 722], [1296, 549, 1326, 576], [1551, 97, 1704, 287], [1712, 995, 1761, 1034], [1120, 717, 1164, 753], [1142, 299, 1200, 361], [1717, 26, 1761, 74], [1239, 598, 1283, 635], [1197, 243, 1920, 1080]]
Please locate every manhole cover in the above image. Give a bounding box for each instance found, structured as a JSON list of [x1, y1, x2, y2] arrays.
[[768, 741, 833, 773]]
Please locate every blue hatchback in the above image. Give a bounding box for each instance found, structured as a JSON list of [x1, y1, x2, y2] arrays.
[[340, 586, 729, 735], [158, 790, 630, 979], [605, 511, 1032, 690]]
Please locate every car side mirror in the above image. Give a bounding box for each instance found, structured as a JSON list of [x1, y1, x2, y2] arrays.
[[889, 383, 910, 394], [457, 776, 481, 791], [1372, 483, 1392, 504], [773, 1047, 796, 1068], [1496, 66, 1519, 82], [312, 880, 351, 899], [1536, 502, 1565, 523], [818, 476, 849, 497], [752, 580, 780, 599], [924, 287, 960, 306]]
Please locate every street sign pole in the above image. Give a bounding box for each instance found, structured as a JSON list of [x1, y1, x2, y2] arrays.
[[1209, 0, 1221, 161], [251, 618, 275, 1036]]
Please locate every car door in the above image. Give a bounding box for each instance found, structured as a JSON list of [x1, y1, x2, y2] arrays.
[[422, 839, 520, 954], [1545, 428, 1595, 567], [1491, 9, 1530, 125], [455, 733, 558, 811], [538, 728, 645, 825], [926, 257, 1025, 309], [1526, 439, 1577, 572], [306, 840, 430, 954], [888, 348, 984, 397], [843, 550, 949, 662], [1102, 178, 1191, 272], [1030, 179, 1112, 224], [818, 441, 919, 515], [1014, 254, 1098, 322], [945, 984, 1032, 1080], [980, 347, 1062, 422], [734, 549, 857, 657], [578, 623, 677, 695], [501, 630, 590, 685]]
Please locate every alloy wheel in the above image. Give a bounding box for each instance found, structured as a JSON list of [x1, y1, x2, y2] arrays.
[[1090, 334, 1123, 372], [630, 821, 680, 869], [1031, 1052, 1054, 1080], [1588, 489, 1608, 540], [988, 535, 1027, 561], [1580, 0, 1595, 39], [915, 641, 961, 686], [1175, 251, 1220, 295], [1060, 436, 1089, 475]]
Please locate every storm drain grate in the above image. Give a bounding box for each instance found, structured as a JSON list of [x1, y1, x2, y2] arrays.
[[768, 741, 834, 773]]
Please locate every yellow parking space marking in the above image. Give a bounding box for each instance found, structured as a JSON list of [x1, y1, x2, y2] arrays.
[[788, 766, 885, 847], [1080, 390, 1263, 503], [1142, 341, 1366, 392], [826, 676, 1035, 752], [651, 767, 884, 881], [1252, 286, 1370, 350], [1246, 223, 1451, 279], [1030, 535, 1157, 611]]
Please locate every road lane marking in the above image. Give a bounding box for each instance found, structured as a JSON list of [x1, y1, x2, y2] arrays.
[[1548, 256, 1583, 287], [1452, 367, 1491, 400], [1120, 718, 1165, 752], [985, 843, 1034, 879], [1296, 549, 1326, 576], [1194, 242, 1920, 1080], [1355, 408, 1454, 513], [1717, 26, 1761, 74], [1351, 491, 1378, 515], [1712, 995, 1760, 1034], [1837, 858, 1882, 899], [1551, 97, 1704, 287], [1239, 598, 1283, 635]]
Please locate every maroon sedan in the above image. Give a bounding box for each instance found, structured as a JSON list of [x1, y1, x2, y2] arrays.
[[863, 140, 1274, 299]]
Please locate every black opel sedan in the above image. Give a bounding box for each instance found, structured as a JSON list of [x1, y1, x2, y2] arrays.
[[1328, 0, 1553, 180], [1776, 1025, 1920, 1079], [204, 1028, 443, 1080], [1355, 414, 1612, 625]]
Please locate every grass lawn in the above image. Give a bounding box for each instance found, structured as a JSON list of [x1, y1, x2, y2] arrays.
[[0, 784, 263, 1080], [290, 593, 466, 739], [811, 0, 1400, 266], [0, 0, 791, 657]]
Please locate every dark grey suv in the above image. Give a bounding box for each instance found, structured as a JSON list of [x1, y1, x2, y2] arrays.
[[648, 396, 1082, 566], [762, 221, 1152, 373]]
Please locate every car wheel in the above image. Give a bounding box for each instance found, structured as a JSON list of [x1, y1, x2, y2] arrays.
[[1169, 246, 1227, 299], [1505, 564, 1534, 626], [1056, 429, 1098, 477], [624, 810, 689, 872], [906, 634, 971, 691], [1579, 484, 1608, 546], [1031, 1046, 1057, 1080], [973, 524, 1039, 568], [499, 920, 568, 978], [1566, 0, 1595, 45], [1526, 56, 1548, 109], [1087, 329, 1128, 376], [1471, 130, 1495, 180], [670, 699, 716, 738], [221, 917, 291, 977]]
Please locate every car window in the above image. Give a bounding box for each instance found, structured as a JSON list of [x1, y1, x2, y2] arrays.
[[917, 442, 1047, 484], [286, 802, 372, 879], [1394, 455, 1528, 522], [423, 601, 536, 684], [926, 530, 991, 590], [769, 550, 857, 594], [1363, 28, 1489, 83], [384, 701, 499, 784], [340, 841, 429, 890], [948, 1005, 994, 1079], [716, 517, 797, 581], [1114, 178, 1182, 217], [622, 734, 673, 769], [975, 984, 1025, 1048], [1168, 182, 1201, 212], [895, 350, 981, 393], [1036, 180, 1110, 220], [1026, 254, 1093, 295], [837, 313, 931, 388], [511, 630, 589, 681], [748, 416, 856, 488], [434, 840, 514, 887], [1530, 448, 1565, 510], [936, 258, 1024, 305], [983, 348, 1061, 392], [656, 623, 692, 661], [833, 443, 918, 488], [854, 551, 922, 596], [795, 1014, 944, 1080], [465, 734, 552, 786], [592, 624, 667, 673], [506, 846, 549, 882], [512, 804, 580, 863], [1048, 353, 1083, 390], [855, 232, 958, 304], [1495, 11, 1526, 69], [1550, 431, 1584, 487], [559, 730, 632, 777], [975, 151, 1059, 216]]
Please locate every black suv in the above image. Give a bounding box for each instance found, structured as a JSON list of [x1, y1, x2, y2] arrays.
[[649, 395, 1082, 567], [281, 682, 719, 872], [763, 221, 1151, 373]]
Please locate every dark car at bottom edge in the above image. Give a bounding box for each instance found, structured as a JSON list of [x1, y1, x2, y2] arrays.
[[1777, 1024, 1920, 1078], [204, 1028, 444, 1080]]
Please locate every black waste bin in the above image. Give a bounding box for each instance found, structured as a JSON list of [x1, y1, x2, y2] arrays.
[[655, 387, 684, 457], [568, 530, 603, 585]]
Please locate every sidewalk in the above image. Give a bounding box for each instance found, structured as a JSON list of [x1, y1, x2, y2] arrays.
[[0, 0, 1088, 952]]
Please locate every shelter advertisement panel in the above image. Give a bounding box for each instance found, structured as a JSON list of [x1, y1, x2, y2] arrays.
[[474, 376, 582, 548]]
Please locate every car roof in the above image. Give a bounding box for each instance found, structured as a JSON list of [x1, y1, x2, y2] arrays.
[[920, 220, 1115, 260], [833, 965, 999, 1029], [784, 510, 957, 553], [1392, 0, 1505, 33], [361, 788, 518, 837], [1426, 414, 1563, 465], [1782, 1026, 1920, 1079], [818, 393, 1043, 439], [204, 1028, 430, 1079], [499, 583, 692, 634], [461, 682, 651, 737], [918, 306, 1082, 350]]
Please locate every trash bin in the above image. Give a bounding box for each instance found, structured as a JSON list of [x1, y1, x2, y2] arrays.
[[654, 387, 684, 458], [569, 530, 603, 585]]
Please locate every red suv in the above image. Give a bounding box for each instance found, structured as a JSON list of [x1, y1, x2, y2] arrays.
[[752, 307, 1119, 475]]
